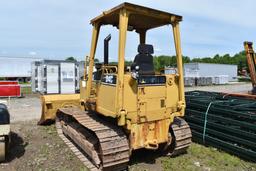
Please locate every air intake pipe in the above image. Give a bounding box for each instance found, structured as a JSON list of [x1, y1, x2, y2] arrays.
[[104, 34, 111, 65]]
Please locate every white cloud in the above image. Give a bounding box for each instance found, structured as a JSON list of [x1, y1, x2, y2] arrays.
[[29, 51, 37, 56], [0, 0, 255, 58]]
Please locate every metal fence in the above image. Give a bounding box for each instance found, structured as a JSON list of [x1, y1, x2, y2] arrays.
[[185, 91, 256, 161]]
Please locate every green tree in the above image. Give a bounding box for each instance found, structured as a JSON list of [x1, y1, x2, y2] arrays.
[[94, 58, 99, 63], [65, 56, 77, 62], [152, 51, 247, 73]]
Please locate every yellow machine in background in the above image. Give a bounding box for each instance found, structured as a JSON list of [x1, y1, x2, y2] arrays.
[[0, 103, 11, 162], [244, 42, 256, 95], [39, 3, 191, 170]]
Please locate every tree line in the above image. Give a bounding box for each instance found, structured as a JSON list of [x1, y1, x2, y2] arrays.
[[153, 51, 247, 72], [66, 50, 248, 72]]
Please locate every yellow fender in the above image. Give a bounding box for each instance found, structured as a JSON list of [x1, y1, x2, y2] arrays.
[[38, 94, 81, 125]]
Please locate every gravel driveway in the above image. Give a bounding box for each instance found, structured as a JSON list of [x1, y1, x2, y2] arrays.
[[185, 82, 252, 93]]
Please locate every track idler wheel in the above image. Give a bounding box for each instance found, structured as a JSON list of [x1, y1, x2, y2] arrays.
[[163, 117, 192, 156]]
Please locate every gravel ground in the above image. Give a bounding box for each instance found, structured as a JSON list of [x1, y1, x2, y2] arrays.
[[9, 96, 41, 123], [0, 95, 41, 123], [185, 82, 252, 93], [0, 120, 87, 171]]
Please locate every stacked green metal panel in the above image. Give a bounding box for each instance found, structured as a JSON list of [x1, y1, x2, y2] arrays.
[[185, 91, 256, 161]]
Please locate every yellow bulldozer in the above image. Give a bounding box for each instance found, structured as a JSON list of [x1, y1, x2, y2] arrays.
[[39, 2, 192, 170]]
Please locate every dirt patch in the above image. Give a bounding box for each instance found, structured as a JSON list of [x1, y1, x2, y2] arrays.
[[2, 95, 41, 123], [0, 120, 87, 171], [2, 120, 255, 171], [129, 148, 163, 171]]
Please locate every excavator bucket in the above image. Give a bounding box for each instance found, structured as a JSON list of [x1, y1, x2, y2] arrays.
[[38, 94, 81, 125]]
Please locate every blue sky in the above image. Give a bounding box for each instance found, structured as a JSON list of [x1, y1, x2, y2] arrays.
[[0, 0, 255, 61]]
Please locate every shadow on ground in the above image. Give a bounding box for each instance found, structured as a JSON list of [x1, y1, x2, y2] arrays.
[[5, 132, 28, 162], [130, 148, 162, 165]]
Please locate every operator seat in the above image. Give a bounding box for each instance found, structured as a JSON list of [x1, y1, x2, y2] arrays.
[[132, 44, 155, 75]]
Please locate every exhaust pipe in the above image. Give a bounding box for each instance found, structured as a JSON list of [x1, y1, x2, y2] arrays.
[[104, 34, 111, 65]]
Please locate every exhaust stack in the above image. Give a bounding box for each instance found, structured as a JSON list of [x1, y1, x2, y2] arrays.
[[104, 34, 111, 65]]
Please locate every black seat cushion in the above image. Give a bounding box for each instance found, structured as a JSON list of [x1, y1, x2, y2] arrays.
[[138, 44, 154, 54], [132, 44, 154, 75]]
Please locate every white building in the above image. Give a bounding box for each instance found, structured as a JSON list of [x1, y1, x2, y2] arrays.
[[0, 56, 42, 81], [184, 63, 237, 82], [31, 60, 88, 94]]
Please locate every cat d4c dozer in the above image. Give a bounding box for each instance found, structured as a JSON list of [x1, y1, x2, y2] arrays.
[[39, 2, 192, 170]]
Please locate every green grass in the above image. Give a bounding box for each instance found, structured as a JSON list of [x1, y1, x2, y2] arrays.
[[20, 86, 32, 95], [238, 77, 251, 82], [43, 124, 57, 135], [40, 124, 256, 171], [161, 143, 256, 171], [18, 82, 31, 85]]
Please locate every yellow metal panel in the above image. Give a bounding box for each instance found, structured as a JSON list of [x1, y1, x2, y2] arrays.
[[90, 2, 182, 29], [138, 86, 165, 98], [165, 75, 179, 108], [123, 74, 137, 114], [116, 9, 129, 114], [80, 80, 87, 101], [96, 84, 116, 116], [122, 75, 179, 124], [87, 24, 100, 99], [137, 86, 168, 123], [38, 94, 81, 125], [172, 23, 185, 115], [130, 119, 170, 150]]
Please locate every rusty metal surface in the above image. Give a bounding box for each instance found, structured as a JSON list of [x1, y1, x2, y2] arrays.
[[57, 107, 130, 171], [244, 42, 256, 94]]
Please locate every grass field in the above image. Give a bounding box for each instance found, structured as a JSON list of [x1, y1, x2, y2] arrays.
[[161, 143, 255, 171], [130, 143, 256, 171], [20, 85, 32, 95]]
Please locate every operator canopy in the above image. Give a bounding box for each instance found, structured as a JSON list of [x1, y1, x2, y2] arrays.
[[90, 2, 182, 32]]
